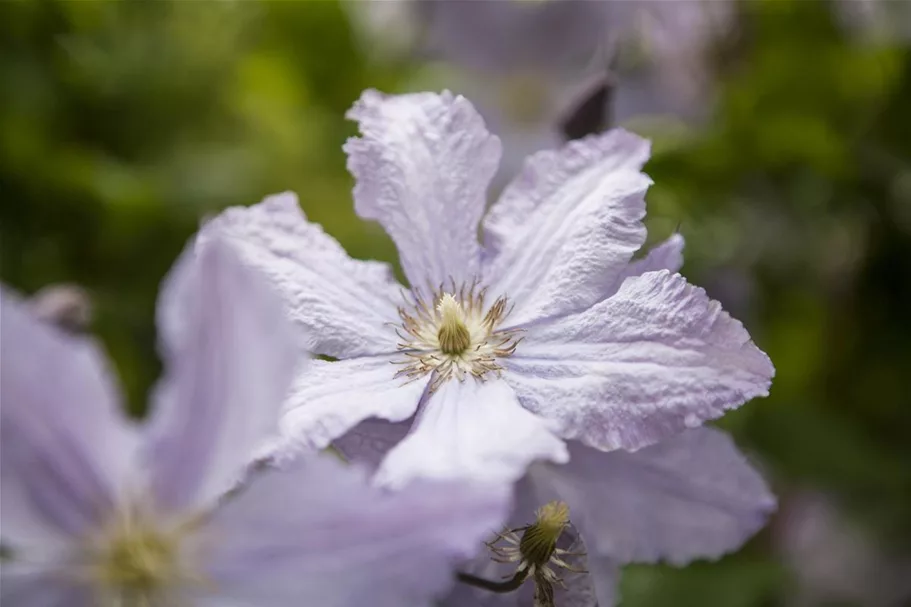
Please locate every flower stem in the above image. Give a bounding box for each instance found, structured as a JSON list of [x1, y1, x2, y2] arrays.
[[455, 569, 528, 593]]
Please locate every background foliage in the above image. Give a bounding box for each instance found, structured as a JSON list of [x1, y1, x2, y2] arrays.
[[1, 1, 909, 605]]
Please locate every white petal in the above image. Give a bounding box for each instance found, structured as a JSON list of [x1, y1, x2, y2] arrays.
[[345, 89, 501, 288], [145, 238, 303, 515], [536, 428, 776, 565], [333, 418, 411, 469], [202, 455, 511, 607], [202, 191, 402, 358], [506, 270, 774, 452], [0, 288, 133, 546], [609, 233, 685, 296], [481, 130, 651, 327], [376, 379, 568, 487], [278, 357, 428, 456]]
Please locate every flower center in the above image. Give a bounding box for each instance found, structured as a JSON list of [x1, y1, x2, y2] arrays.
[[393, 280, 522, 391], [79, 508, 204, 605], [97, 527, 177, 597]]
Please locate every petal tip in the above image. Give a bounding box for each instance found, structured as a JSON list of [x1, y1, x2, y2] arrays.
[[260, 190, 301, 209]]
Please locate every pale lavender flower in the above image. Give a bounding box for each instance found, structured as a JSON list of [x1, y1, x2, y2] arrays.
[[327, 417, 775, 606], [405, 0, 732, 171], [0, 238, 510, 606], [206, 90, 773, 487], [444, 427, 776, 607]]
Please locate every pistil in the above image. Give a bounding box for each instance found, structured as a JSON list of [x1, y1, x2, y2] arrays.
[[436, 294, 472, 355]]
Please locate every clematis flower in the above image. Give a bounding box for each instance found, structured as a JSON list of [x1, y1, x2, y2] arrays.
[[443, 427, 776, 607], [399, 0, 734, 180], [0, 238, 510, 606], [206, 89, 773, 486]]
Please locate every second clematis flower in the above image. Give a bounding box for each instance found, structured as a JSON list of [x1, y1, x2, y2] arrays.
[[0, 237, 511, 607], [443, 427, 776, 607], [207, 89, 774, 486]]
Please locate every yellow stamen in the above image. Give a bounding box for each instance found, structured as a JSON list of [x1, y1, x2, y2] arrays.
[[92, 526, 180, 603], [79, 508, 207, 605]]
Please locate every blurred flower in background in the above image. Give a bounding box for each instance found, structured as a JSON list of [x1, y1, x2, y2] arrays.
[[836, 0, 911, 43], [1, 0, 910, 606], [445, 427, 775, 607], [347, 0, 734, 188], [1, 237, 510, 606], [776, 489, 911, 607], [349, 0, 610, 188]]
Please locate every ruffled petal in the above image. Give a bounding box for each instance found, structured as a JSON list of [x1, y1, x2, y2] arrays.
[[145, 238, 303, 515], [202, 191, 402, 359], [375, 379, 568, 487], [344, 89, 501, 288], [535, 428, 776, 565], [608, 233, 685, 297], [481, 130, 651, 327], [0, 288, 133, 545], [277, 358, 428, 458], [505, 270, 774, 452], [202, 455, 511, 607]]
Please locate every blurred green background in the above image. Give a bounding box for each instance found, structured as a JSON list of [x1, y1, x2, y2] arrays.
[[1, 1, 909, 606]]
